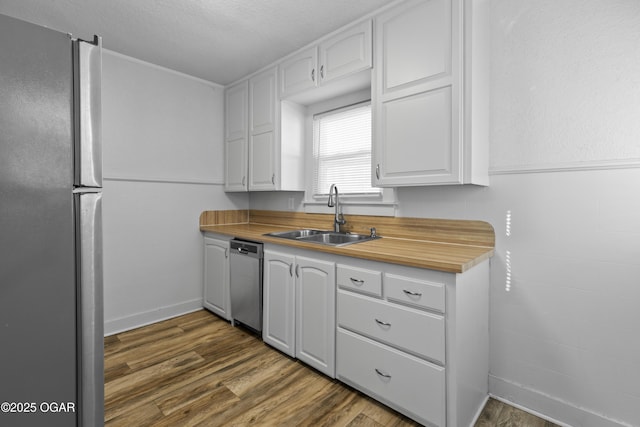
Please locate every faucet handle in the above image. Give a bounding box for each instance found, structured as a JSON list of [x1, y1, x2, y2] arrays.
[[370, 227, 377, 238]]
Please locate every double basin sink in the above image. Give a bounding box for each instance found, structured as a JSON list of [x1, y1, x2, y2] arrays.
[[265, 229, 380, 247]]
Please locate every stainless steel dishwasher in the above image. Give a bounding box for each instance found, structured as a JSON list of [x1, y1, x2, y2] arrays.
[[229, 239, 263, 333]]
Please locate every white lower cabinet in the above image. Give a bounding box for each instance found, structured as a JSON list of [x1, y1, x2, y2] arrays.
[[337, 290, 445, 364], [336, 258, 490, 427], [262, 247, 336, 377], [295, 255, 336, 376], [203, 233, 231, 320], [261, 244, 489, 426], [337, 329, 445, 427], [263, 250, 296, 356]]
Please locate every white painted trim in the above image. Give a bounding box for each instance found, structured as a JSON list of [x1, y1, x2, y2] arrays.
[[489, 375, 634, 427], [104, 298, 203, 336], [489, 158, 640, 175], [104, 49, 224, 88], [104, 175, 224, 185]]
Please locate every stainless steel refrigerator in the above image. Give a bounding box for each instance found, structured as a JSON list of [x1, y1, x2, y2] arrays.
[[0, 13, 104, 427]]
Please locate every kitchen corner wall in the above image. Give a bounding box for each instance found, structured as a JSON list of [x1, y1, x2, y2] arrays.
[[102, 51, 248, 335], [250, 1, 640, 426]]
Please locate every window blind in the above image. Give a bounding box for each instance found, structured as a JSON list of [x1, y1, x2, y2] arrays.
[[312, 102, 379, 197]]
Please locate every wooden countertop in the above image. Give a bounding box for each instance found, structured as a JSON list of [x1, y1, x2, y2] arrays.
[[200, 210, 495, 274]]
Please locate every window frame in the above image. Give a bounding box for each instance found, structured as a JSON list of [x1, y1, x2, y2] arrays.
[[303, 91, 396, 216]]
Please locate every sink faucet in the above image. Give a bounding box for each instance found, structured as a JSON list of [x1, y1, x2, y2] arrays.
[[328, 184, 346, 233]]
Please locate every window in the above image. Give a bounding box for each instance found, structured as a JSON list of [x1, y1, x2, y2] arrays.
[[312, 102, 380, 198]]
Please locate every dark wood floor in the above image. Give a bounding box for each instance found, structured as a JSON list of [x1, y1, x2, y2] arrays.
[[104, 309, 557, 426]]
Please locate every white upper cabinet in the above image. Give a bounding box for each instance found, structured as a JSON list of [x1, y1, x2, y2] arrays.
[[279, 20, 372, 102], [249, 67, 277, 191], [224, 67, 305, 192], [372, 0, 489, 187], [319, 20, 372, 85], [279, 47, 317, 99], [224, 81, 248, 191], [224, 0, 489, 190]]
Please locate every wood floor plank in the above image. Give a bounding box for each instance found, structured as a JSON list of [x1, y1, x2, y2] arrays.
[[105, 351, 205, 421], [347, 413, 386, 427], [153, 386, 241, 427], [106, 321, 220, 372], [104, 402, 164, 427]]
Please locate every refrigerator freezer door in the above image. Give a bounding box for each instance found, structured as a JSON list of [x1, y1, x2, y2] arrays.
[[75, 191, 104, 427], [74, 38, 103, 188], [0, 13, 77, 427]]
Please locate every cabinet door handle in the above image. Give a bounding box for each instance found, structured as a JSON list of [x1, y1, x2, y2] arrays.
[[242, 176, 246, 187], [271, 174, 275, 185], [375, 164, 380, 180], [224, 248, 228, 258], [311, 69, 315, 82], [320, 65, 324, 79], [289, 263, 293, 277], [350, 278, 364, 286], [375, 318, 391, 327], [295, 264, 300, 278], [403, 289, 422, 297], [375, 368, 392, 379]]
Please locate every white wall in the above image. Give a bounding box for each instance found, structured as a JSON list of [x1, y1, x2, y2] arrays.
[[102, 51, 248, 335], [250, 1, 640, 425], [480, 2, 640, 425]]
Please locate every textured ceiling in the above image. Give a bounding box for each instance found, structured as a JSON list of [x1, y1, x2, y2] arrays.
[[0, 0, 392, 85]]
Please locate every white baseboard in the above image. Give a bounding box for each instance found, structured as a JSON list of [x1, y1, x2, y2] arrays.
[[104, 298, 204, 336], [489, 375, 632, 427]]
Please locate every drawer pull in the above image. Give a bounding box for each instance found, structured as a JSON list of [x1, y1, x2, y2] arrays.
[[375, 368, 392, 379], [375, 318, 391, 327], [403, 289, 423, 297], [350, 277, 365, 286]]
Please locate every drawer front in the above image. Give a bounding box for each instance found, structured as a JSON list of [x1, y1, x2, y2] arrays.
[[337, 264, 382, 297], [385, 273, 445, 313], [337, 329, 445, 427], [338, 290, 445, 363]]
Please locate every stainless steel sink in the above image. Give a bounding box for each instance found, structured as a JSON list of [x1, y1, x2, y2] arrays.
[[265, 229, 380, 247], [266, 229, 327, 239], [299, 232, 377, 246]]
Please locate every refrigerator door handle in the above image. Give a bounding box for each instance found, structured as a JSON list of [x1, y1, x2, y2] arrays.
[[75, 191, 104, 427], [74, 36, 102, 188]]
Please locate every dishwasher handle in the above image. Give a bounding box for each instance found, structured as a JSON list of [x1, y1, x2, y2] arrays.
[[230, 239, 263, 259]]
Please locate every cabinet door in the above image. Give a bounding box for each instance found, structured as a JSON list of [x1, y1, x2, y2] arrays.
[[373, 0, 461, 186], [249, 67, 278, 191], [250, 67, 277, 135], [249, 132, 275, 190], [225, 81, 249, 142], [295, 255, 336, 377], [263, 250, 296, 357], [203, 237, 230, 320], [279, 47, 317, 98], [225, 137, 248, 191], [224, 81, 248, 191], [337, 329, 445, 427], [319, 20, 372, 85]]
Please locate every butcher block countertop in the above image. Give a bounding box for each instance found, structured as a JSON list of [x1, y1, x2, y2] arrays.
[[199, 210, 495, 274]]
